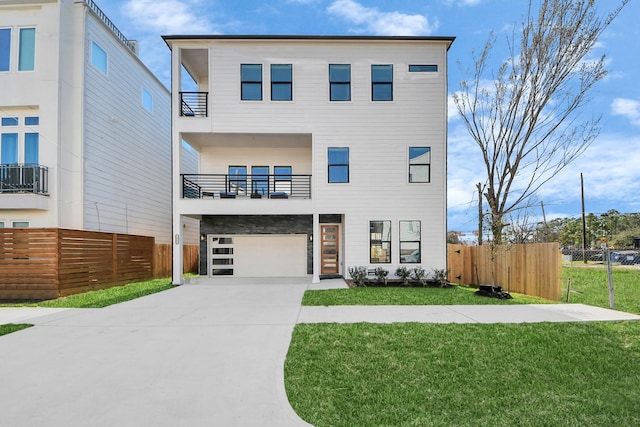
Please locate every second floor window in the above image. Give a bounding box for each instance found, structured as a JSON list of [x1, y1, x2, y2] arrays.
[[228, 166, 247, 194], [328, 147, 349, 183], [329, 64, 350, 101], [18, 28, 35, 71], [409, 147, 431, 183], [271, 64, 292, 101], [241, 64, 262, 101], [372, 65, 393, 101], [91, 41, 107, 75], [0, 28, 11, 71], [1, 115, 39, 164]]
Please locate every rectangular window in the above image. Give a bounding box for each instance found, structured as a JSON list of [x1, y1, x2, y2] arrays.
[[251, 166, 269, 196], [409, 147, 431, 183], [409, 64, 438, 72], [142, 88, 153, 112], [1, 117, 18, 126], [400, 221, 421, 263], [91, 41, 107, 74], [0, 221, 4, 228], [228, 166, 247, 194], [1, 133, 18, 164], [274, 166, 292, 194], [25, 116, 39, 126], [241, 64, 262, 100], [271, 64, 292, 101], [328, 147, 349, 183], [12, 221, 29, 228], [24, 133, 38, 164], [329, 64, 351, 101], [0, 28, 10, 72], [372, 64, 393, 101], [370, 221, 391, 264], [18, 28, 35, 71]]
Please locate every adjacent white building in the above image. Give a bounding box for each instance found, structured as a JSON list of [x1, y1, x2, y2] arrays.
[[0, 0, 173, 243], [165, 35, 454, 283]]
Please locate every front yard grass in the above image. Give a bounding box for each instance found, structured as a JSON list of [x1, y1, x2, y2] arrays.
[[285, 321, 640, 427], [0, 324, 32, 336], [303, 285, 552, 306], [563, 266, 640, 314], [0, 278, 174, 309]]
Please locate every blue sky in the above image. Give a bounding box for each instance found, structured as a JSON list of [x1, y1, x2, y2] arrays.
[[100, 0, 640, 233]]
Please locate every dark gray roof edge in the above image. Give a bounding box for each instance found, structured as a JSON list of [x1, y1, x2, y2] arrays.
[[162, 34, 456, 49]]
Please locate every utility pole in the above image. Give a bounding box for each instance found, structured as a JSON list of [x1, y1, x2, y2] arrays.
[[477, 182, 483, 246], [581, 173, 587, 264], [540, 201, 548, 243]]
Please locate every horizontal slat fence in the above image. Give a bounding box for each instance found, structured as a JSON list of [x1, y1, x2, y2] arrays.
[[0, 229, 155, 300], [447, 243, 562, 301]]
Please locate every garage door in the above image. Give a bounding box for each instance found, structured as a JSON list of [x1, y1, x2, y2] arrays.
[[208, 234, 307, 277]]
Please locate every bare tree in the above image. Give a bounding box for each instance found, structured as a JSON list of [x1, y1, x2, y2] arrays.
[[453, 0, 628, 245]]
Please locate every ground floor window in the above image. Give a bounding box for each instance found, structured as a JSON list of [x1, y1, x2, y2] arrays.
[[400, 220, 421, 263], [370, 220, 391, 263]]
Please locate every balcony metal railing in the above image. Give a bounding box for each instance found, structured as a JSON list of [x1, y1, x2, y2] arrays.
[[181, 174, 311, 199], [180, 92, 208, 117], [84, 0, 137, 53], [0, 164, 48, 195]]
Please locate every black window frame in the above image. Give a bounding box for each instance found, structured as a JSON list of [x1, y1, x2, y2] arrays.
[[371, 64, 393, 101], [329, 64, 351, 102], [271, 64, 292, 101], [409, 146, 431, 183], [327, 147, 349, 183], [274, 165, 292, 194], [370, 220, 391, 264], [251, 165, 269, 196], [228, 165, 247, 194], [399, 220, 421, 264], [241, 64, 262, 101], [409, 64, 438, 72]]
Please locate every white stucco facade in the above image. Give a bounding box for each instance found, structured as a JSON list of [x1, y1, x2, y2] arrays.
[[0, 0, 173, 243], [165, 35, 454, 283]]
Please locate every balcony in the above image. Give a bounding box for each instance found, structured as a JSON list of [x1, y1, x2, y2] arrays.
[[180, 92, 208, 117], [0, 164, 48, 195], [181, 174, 311, 199]]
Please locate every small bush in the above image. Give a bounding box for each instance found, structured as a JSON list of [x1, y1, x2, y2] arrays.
[[374, 267, 389, 285], [348, 266, 368, 287], [412, 267, 427, 286], [432, 268, 450, 288], [395, 266, 412, 286]]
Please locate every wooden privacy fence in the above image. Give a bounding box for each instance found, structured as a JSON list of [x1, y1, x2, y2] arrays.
[[153, 243, 199, 278], [447, 243, 562, 301]]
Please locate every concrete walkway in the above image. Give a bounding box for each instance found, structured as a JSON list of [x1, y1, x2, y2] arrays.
[[1, 277, 639, 427]]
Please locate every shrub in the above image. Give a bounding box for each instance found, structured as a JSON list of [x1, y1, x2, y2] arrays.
[[412, 267, 427, 286], [374, 267, 389, 285], [395, 266, 412, 286], [432, 268, 450, 288], [348, 266, 368, 287]]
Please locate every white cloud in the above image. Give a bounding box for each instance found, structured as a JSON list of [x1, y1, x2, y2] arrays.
[[121, 0, 215, 34], [611, 98, 640, 127], [327, 0, 437, 36]]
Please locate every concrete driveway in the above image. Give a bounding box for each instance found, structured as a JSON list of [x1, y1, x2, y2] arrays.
[[0, 277, 314, 427]]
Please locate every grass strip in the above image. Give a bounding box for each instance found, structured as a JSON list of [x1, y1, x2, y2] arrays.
[[302, 285, 552, 306], [0, 324, 32, 336], [562, 266, 640, 314], [285, 321, 640, 427]]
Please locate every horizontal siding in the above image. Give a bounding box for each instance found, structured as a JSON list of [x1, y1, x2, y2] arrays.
[[83, 15, 172, 243]]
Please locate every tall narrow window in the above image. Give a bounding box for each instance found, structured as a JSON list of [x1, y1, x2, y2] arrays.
[[0, 28, 10, 72], [328, 147, 349, 183], [241, 64, 262, 100], [400, 221, 421, 263], [251, 166, 269, 196], [271, 64, 292, 101], [1, 133, 18, 164], [142, 88, 153, 112], [409, 147, 431, 183], [370, 221, 391, 263], [18, 28, 35, 71], [25, 133, 38, 164], [228, 166, 247, 194], [372, 64, 393, 101], [91, 41, 107, 74], [329, 64, 350, 101], [274, 166, 292, 194]]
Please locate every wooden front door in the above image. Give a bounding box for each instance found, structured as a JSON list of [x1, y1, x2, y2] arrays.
[[321, 225, 340, 275]]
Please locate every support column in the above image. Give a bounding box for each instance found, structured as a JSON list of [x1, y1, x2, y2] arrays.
[[172, 215, 184, 285], [312, 213, 320, 283]]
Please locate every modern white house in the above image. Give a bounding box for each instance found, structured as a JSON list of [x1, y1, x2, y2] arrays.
[[164, 35, 454, 283], [0, 0, 175, 243]]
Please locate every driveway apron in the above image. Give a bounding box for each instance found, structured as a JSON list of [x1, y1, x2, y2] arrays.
[[0, 278, 313, 427]]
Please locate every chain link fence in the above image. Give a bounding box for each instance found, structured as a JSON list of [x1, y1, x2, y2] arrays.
[[562, 248, 640, 266]]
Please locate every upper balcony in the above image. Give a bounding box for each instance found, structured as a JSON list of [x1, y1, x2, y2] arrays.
[[0, 164, 48, 195], [182, 173, 311, 200]]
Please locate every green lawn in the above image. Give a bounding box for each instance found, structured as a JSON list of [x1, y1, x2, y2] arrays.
[[0, 278, 174, 309], [0, 324, 32, 336], [285, 321, 640, 427], [303, 285, 552, 306], [562, 266, 640, 314]]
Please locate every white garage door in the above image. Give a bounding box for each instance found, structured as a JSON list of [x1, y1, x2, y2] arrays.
[[209, 234, 307, 277]]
